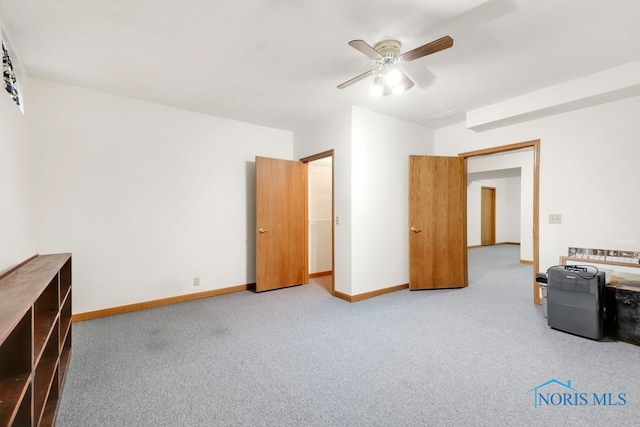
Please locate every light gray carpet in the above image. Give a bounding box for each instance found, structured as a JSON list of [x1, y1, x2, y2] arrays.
[[56, 245, 640, 426]]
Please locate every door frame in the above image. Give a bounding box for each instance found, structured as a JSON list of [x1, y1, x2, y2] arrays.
[[481, 186, 496, 246], [459, 139, 541, 304], [300, 150, 335, 296]]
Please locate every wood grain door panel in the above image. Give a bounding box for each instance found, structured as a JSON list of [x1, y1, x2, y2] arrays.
[[409, 155, 467, 290], [481, 187, 496, 246], [256, 156, 308, 292]]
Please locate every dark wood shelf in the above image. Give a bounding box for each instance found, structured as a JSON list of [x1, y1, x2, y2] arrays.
[[0, 303, 31, 427], [40, 397, 59, 427], [34, 353, 58, 422], [60, 294, 72, 350], [34, 311, 59, 364], [0, 373, 31, 425], [15, 383, 32, 426], [59, 259, 71, 305], [38, 367, 59, 427], [0, 253, 72, 427], [59, 333, 72, 390], [33, 325, 60, 419]]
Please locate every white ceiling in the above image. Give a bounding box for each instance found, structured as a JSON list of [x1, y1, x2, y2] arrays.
[[1, 0, 639, 131]]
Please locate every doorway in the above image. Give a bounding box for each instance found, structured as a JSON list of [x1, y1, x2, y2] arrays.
[[460, 140, 540, 304], [481, 187, 496, 246], [301, 150, 334, 295]]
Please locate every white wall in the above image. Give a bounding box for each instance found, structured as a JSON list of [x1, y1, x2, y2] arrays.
[[0, 73, 36, 270], [435, 95, 640, 272], [350, 107, 434, 295], [467, 176, 521, 247], [495, 177, 521, 244], [294, 106, 435, 296], [308, 159, 332, 274], [29, 78, 293, 314], [293, 108, 352, 294]]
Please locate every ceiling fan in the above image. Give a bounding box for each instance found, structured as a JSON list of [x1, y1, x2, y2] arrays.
[[337, 35, 453, 96]]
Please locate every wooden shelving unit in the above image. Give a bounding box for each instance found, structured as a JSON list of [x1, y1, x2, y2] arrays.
[[0, 253, 72, 427]]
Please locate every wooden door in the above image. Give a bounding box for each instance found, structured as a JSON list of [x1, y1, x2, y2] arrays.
[[409, 156, 467, 290], [255, 156, 308, 292], [481, 187, 496, 246]]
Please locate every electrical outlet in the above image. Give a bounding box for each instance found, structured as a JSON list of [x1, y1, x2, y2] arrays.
[[549, 214, 562, 224], [193, 277, 200, 287], [335, 216, 340, 225]]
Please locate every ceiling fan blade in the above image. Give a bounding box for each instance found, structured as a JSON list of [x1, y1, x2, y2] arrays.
[[399, 71, 415, 92], [401, 36, 453, 62], [337, 69, 375, 89], [348, 40, 382, 60]]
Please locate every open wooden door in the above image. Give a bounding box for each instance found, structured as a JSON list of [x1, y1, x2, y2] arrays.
[[481, 186, 496, 246], [409, 155, 467, 290], [255, 156, 308, 292]]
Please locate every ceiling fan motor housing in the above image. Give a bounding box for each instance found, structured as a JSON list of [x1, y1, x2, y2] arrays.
[[374, 40, 401, 64]]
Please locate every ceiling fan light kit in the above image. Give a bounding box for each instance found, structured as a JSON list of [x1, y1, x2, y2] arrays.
[[370, 68, 407, 97], [338, 36, 454, 97]]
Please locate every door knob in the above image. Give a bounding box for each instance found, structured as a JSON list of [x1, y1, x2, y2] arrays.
[[257, 228, 268, 234], [410, 227, 422, 233]]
